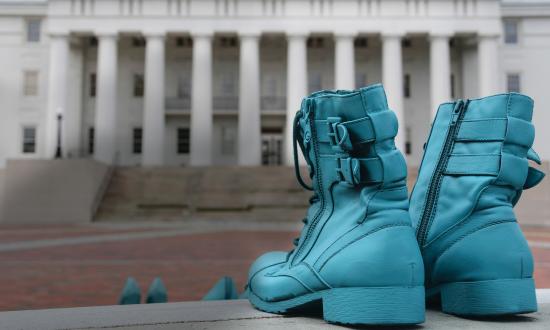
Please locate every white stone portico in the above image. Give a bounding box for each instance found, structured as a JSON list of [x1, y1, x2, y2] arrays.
[[1, 0, 550, 168]]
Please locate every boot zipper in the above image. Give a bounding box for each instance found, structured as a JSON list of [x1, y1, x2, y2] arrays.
[[416, 99, 468, 247], [292, 101, 325, 264]]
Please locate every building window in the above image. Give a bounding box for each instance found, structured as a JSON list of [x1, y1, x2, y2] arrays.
[[450, 74, 455, 99], [26, 19, 41, 43], [355, 73, 367, 89], [90, 73, 96, 97], [176, 37, 192, 47], [219, 37, 237, 48], [504, 20, 518, 44], [402, 38, 412, 48], [220, 126, 236, 155], [133, 128, 142, 154], [177, 128, 190, 154], [133, 74, 144, 97], [354, 37, 368, 48], [221, 72, 237, 95], [177, 75, 191, 99], [507, 73, 521, 93], [22, 126, 36, 153], [132, 37, 146, 47], [88, 127, 94, 154], [89, 37, 98, 47], [308, 72, 322, 93], [23, 70, 39, 96], [405, 127, 411, 155], [404, 74, 411, 98], [307, 37, 325, 48]]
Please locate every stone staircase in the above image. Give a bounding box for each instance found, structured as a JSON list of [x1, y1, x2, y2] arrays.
[[95, 164, 550, 226], [95, 166, 311, 222]]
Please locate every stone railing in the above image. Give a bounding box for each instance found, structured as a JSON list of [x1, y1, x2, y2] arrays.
[[165, 97, 191, 111]]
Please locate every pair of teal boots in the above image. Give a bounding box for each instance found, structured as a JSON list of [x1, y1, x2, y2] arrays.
[[119, 277, 168, 304], [247, 84, 545, 325]]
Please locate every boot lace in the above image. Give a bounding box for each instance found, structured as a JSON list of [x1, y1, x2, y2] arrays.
[[291, 111, 319, 248]]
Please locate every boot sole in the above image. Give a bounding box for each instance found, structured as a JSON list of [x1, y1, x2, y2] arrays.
[[249, 285, 425, 325], [433, 278, 537, 317]]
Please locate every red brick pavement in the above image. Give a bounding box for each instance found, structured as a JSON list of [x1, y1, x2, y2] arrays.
[[0, 229, 296, 311], [0, 226, 549, 312]]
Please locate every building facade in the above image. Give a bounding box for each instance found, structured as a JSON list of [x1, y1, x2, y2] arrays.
[[0, 0, 549, 168]]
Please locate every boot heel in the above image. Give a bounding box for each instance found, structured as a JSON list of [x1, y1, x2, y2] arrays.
[[440, 278, 537, 316], [322, 286, 425, 325]]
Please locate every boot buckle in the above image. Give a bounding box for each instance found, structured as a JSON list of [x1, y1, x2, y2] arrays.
[[336, 157, 361, 186], [327, 117, 353, 152]]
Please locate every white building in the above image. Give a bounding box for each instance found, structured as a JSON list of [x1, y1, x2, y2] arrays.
[[1, 0, 549, 169]]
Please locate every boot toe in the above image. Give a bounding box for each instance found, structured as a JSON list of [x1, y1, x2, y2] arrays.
[[248, 251, 288, 282], [250, 269, 310, 302]]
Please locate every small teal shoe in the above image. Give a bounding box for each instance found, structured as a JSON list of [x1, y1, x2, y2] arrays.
[[247, 84, 425, 325], [410, 93, 545, 317], [146, 277, 168, 304], [119, 277, 141, 305], [202, 276, 239, 300]]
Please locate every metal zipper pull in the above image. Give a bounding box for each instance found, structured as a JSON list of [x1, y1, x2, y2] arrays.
[[451, 100, 464, 125]]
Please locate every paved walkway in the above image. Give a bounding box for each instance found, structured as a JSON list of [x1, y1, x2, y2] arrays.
[[0, 221, 549, 312]]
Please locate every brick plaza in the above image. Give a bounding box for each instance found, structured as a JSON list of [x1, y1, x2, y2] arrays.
[[0, 222, 549, 311]]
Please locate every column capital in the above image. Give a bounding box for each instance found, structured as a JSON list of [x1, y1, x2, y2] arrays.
[[190, 30, 214, 39], [238, 31, 261, 39], [286, 31, 309, 40], [429, 32, 454, 40], [334, 31, 357, 39], [48, 30, 70, 39], [143, 30, 166, 39], [478, 32, 500, 40], [381, 31, 406, 40], [95, 29, 118, 39]]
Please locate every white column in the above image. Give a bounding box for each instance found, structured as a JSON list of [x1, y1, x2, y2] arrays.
[[142, 32, 166, 166], [65, 45, 84, 157], [430, 33, 452, 118], [478, 34, 500, 96], [94, 32, 118, 164], [238, 33, 261, 166], [334, 33, 356, 90], [285, 33, 308, 165], [46, 33, 69, 158], [190, 33, 213, 166], [382, 33, 405, 153]]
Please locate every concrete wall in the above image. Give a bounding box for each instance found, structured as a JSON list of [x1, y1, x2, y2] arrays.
[[0, 159, 110, 224], [0, 8, 49, 168]]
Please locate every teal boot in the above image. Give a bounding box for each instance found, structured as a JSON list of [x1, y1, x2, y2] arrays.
[[146, 277, 168, 303], [119, 277, 141, 305], [202, 276, 239, 301], [410, 93, 545, 317], [247, 84, 425, 325]]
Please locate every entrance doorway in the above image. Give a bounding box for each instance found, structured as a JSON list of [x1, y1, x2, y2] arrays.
[[261, 128, 283, 166]]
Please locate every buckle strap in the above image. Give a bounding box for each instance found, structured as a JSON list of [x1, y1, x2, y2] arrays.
[[336, 157, 382, 185], [445, 151, 545, 190], [334, 149, 407, 186], [315, 110, 398, 152], [455, 119, 506, 142]]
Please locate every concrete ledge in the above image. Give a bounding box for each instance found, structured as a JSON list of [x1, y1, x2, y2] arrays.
[[1, 290, 550, 329]]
